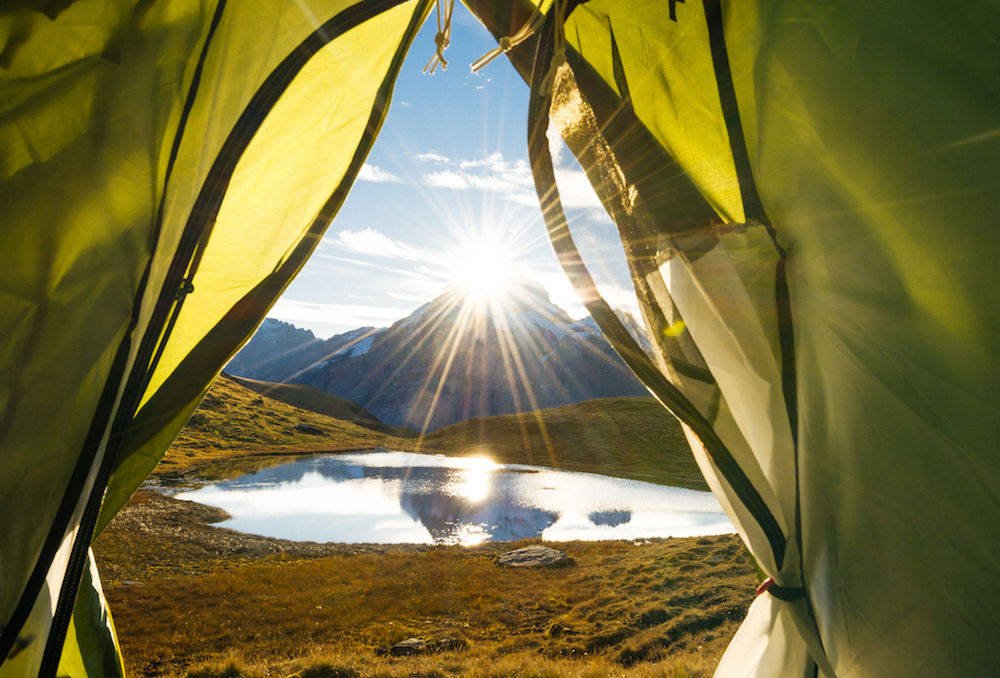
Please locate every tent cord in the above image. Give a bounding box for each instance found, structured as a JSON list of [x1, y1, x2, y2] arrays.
[[422, 0, 454, 73], [470, 0, 545, 72]]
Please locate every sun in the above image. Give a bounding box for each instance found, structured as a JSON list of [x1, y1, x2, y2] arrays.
[[447, 233, 519, 308]]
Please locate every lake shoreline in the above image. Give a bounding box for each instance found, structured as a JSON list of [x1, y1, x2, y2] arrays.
[[172, 451, 732, 546]]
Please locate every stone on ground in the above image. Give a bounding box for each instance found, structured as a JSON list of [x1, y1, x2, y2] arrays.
[[389, 638, 427, 656], [497, 545, 574, 568]]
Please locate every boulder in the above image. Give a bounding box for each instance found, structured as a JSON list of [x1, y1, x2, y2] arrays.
[[497, 545, 574, 568], [389, 638, 426, 656]]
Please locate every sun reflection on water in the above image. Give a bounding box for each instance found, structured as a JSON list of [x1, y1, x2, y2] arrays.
[[454, 523, 490, 547], [443, 455, 496, 503]]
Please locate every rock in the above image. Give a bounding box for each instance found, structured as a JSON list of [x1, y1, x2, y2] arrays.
[[497, 545, 574, 568], [389, 638, 427, 656], [294, 423, 324, 435]]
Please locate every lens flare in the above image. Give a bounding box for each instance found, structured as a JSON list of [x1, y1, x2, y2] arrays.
[[448, 234, 518, 309]]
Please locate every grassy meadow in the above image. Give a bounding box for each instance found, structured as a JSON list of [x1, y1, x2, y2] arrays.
[[95, 376, 755, 678]]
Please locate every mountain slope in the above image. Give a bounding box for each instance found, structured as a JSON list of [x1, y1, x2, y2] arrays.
[[293, 280, 650, 431], [226, 320, 381, 383], [225, 374, 418, 438], [158, 374, 410, 476]]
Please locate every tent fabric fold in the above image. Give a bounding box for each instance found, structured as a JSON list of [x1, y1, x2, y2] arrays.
[[2, 0, 998, 676], [1, 0, 429, 674]]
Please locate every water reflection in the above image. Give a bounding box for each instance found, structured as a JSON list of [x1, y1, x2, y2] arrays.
[[176, 451, 733, 545], [588, 510, 632, 527]]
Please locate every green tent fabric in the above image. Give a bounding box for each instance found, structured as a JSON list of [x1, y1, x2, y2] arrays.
[[2, 1, 998, 677], [1, 0, 431, 675]]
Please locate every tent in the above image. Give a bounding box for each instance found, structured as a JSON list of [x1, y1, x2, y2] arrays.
[[2, 0, 998, 676]]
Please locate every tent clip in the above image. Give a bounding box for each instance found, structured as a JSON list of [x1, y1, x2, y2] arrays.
[[175, 279, 195, 300]]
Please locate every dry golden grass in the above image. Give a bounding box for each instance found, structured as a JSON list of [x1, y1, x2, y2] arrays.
[[174, 645, 720, 678], [156, 375, 411, 477], [98, 493, 754, 678]]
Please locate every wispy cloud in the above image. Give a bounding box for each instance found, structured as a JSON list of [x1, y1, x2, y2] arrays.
[[357, 163, 400, 183], [269, 298, 416, 329], [413, 151, 451, 163], [335, 228, 428, 261], [414, 149, 603, 211], [423, 170, 473, 190], [416, 151, 537, 206]]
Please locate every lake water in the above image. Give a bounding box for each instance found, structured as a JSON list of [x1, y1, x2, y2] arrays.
[[176, 451, 733, 546]]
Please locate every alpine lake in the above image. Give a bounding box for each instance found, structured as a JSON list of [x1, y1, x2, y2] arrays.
[[175, 450, 734, 546]]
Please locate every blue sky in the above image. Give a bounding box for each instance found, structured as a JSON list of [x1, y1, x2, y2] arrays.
[[270, 4, 638, 338]]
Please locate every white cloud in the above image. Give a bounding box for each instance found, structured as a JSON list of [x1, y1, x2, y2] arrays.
[[413, 151, 451, 163], [269, 298, 414, 329], [413, 149, 602, 211], [419, 151, 537, 206], [524, 269, 588, 319], [524, 267, 640, 320], [357, 163, 400, 183], [547, 127, 568, 166], [335, 228, 426, 261], [458, 152, 505, 169], [553, 167, 604, 210], [424, 170, 471, 189]]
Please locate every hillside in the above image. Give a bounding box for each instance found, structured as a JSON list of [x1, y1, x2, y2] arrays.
[[225, 373, 417, 438], [417, 397, 707, 491], [157, 374, 412, 477]]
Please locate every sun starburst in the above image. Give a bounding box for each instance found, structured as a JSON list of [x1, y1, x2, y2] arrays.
[[446, 230, 519, 310]]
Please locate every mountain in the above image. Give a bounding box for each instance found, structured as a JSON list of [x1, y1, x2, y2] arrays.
[[228, 280, 651, 431], [226, 319, 379, 384]]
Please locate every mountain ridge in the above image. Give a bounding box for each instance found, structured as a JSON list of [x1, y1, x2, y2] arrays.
[[229, 280, 652, 431]]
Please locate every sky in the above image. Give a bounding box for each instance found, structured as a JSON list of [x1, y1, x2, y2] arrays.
[[269, 4, 638, 339]]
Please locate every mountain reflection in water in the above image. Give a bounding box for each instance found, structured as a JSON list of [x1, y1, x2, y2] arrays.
[[176, 451, 733, 545]]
